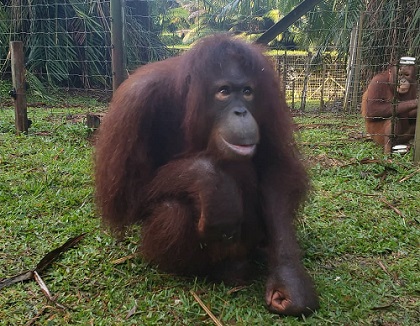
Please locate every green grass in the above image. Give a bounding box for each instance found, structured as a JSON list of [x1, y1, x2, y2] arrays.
[[0, 106, 419, 325]]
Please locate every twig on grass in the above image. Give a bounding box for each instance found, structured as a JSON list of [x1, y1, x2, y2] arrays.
[[334, 190, 379, 198], [0, 233, 86, 290], [36, 233, 87, 272], [25, 306, 49, 326], [33, 271, 68, 310], [377, 260, 390, 276], [378, 198, 405, 220], [398, 168, 420, 183], [371, 299, 396, 310], [190, 290, 224, 326], [111, 253, 138, 265], [0, 271, 34, 289], [1, 234, 86, 312], [227, 285, 248, 295], [335, 191, 406, 220], [125, 303, 137, 319]]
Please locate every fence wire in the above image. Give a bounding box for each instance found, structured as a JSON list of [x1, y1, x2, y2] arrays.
[[0, 1, 419, 117]]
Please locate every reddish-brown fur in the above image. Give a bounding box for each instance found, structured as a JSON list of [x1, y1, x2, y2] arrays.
[[361, 65, 418, 153], [95, 35, 318, 316]]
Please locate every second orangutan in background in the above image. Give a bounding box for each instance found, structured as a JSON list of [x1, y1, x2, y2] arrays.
[[361, 58, 418, 153]]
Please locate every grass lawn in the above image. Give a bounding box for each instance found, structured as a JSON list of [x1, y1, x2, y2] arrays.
[[0, 102, 419, 325]]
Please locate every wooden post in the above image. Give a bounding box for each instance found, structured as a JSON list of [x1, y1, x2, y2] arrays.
[[413, 94, 420, 163], [350, 13, 364, 113], [320, 63, 326, 112], [300, 52, 311, 112], [10, 41, 28, 134], [344, 23, 357, 112], [111, 0, 126, 92], [291, 80, 295, 110], [282, 51, 287, 96]]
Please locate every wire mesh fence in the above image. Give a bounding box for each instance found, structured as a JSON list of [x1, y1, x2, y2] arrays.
[[0, 1, 419, 123]]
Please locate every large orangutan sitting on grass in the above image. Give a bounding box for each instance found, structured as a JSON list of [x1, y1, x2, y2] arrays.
[[95, 34, 319, 316]]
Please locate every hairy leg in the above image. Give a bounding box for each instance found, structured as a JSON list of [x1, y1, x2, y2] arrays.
[[365, 119, 390, 151], [141, 199, 254, 280], [393, 118, 416, 144], [384, 118, 415, 152], [141, 199, 206, 274], [140, 156, 253, 278]]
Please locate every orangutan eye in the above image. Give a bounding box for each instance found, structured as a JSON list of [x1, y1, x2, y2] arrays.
[[218, 86, 231, 95], [243, 87, 253, 95], [243, 87, 254, 100], [215, 86, 231, 101]]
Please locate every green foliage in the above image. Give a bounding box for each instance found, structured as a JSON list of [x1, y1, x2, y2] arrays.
[[163, 7, 190, 33], [1, 0, 174, 87], [175, 0, 285, 44], [0, 106, 418, 324], [2, 0, 111, 88], [2, 0, 420, 91]]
